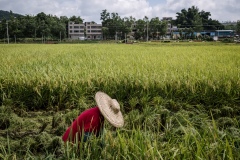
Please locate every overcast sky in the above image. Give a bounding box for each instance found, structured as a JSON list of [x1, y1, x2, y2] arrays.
[[0, 0, 239, 23]]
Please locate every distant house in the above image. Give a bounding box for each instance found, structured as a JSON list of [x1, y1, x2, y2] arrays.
[[68, 22, 85, 39], [215, 30, 234, 38], [68, 21, 102, 40], [85, 22, 102, 40], [172, 29, 235, 39]]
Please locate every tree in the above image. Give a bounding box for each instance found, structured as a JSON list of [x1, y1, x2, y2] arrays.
[[100, 10, 133, 40], [102, 27, 109, 40], [149, 17, 160, 39], [0, 10, 23, 21], [158, 20, 168, 38], [60, 16, 69, 38], [100, 9, 110, 26], [192, 13, 203, 32], [175, 8, 188, 27], [199, 11, 224, 30], [134, 19, 146, 40], [175, 6, 203, 31], [0, 19, 7, 39], [148, 17, 168, 40], [206, 19, 224, 30], [22, 15, 36, 38], [123, 16, 136, 37], [224, 24, 236, 30], [236, 20, 240, 35], [50, 17, 66, 39], [11, 18, 21, 42], [174, 6, 223, 32], [199, 10, 211, 25], [0, 10, 70, 41], [100, 10, 117, 39], [69, 16, 83, 24]]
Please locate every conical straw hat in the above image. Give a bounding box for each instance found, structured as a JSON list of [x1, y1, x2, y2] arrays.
[[95, 91, 124, 128]]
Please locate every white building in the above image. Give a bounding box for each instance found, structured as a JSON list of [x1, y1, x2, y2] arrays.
[[85, 22, 102, 40], [68, 22, 85, 39], [68, 21, 102, 40]]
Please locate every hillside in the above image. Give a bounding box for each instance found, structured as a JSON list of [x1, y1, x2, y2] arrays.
[[0, 10, 24, 21]]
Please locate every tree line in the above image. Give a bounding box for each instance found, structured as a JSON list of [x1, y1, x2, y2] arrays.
[[0, 6, 239, 42], [100, 10, 168, 40], [100, 6, 239, 40], [0, 11, 83, 41]]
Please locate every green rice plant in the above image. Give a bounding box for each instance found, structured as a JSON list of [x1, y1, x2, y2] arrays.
[[0, 43, 239, 159], [1, 104, 240, 159], [0, 43, 239, 111]]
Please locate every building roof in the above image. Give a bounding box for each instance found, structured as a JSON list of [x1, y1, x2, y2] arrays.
[[216, 30, 234, 32]]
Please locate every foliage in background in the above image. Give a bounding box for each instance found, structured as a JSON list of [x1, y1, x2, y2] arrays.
[[1, 5, 235, 42], [174, 6, 224, 31], [236, 20, 240, 35], [0, 10, 23, 21], [0, 11, 83, 40], [100, 9, 168, 40]]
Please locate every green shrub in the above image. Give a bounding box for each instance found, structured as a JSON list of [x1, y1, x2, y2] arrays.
[[222, 38, 234, 43]]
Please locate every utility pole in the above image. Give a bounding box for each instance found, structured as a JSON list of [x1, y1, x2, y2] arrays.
[[6, 22, 9, 44]]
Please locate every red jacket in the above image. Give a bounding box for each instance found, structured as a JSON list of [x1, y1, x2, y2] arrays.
[[62, 107, 104, 142]]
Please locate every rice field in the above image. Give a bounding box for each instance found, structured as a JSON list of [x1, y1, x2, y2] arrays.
[[0, 42, 240, 159]]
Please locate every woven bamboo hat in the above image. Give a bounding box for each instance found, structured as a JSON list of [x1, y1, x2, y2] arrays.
[[95, 91, 124, 128]]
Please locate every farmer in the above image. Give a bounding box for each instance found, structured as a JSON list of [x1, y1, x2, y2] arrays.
[[62, 91, 124, 143]]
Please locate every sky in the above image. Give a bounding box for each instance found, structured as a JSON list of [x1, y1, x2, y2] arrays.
[[0, 0, 239, 23]]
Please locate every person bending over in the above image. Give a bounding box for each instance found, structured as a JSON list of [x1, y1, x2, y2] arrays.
[[62, 91, 124, 143]]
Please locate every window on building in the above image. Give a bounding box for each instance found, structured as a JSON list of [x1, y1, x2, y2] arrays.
[[91, 30, 102, 33], [92, 26, 102, 29], [74, 30, 79, 33], [74, 26, 79, 29]]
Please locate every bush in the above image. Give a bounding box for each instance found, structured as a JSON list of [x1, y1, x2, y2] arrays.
[[206, 37, 214, 41], [222, 38, 234, 43]]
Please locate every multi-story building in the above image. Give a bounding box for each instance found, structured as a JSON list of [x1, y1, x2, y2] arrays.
[[85, 22, 102, 40], [68, 21, 102, 40], [68, 22, 85, 39]]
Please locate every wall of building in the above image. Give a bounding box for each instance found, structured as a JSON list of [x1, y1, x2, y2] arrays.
[[85, 22, 102, 40], [68, 21, 102, 40]]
